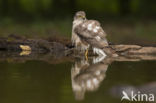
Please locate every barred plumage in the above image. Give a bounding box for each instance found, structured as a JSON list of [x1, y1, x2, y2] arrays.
[[72, 11, 117, 57]]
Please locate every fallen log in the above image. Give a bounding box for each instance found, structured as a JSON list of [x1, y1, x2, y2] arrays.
[[0, 35, 156, 57], [0, 50, 156, 64], [0, 35, 156, 64], [0, 35, 68, 53], [111, 44, 156, 55]]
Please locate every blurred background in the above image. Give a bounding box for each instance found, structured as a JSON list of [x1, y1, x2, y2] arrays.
[[0, 0, 156, 45]]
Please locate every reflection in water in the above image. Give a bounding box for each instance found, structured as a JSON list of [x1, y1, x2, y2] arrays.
[[0, 54, 155, 103], [71, 57, 112, 100]]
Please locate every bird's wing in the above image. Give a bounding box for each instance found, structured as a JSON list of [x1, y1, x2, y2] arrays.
[[74, 20, 108, 47], [74, 20, 107, 40]]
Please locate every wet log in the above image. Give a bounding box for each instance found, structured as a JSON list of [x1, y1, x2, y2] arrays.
[[0, 35, 156, 57], [0, 35, 68, 53], [0, 35, 156, 64], [110, 45, 156, 55]]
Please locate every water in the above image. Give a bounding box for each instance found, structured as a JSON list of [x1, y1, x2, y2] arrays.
[[0, 56, 156, 103]]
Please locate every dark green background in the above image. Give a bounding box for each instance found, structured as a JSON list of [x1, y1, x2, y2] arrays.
[[0, 0, 156, 45], [0, 0, 156, 18]]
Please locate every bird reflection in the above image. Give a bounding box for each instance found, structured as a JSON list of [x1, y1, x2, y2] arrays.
[[71, 57, 111, 100]]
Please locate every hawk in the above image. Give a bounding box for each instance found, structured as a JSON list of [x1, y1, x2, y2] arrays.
[[72, 11, 117, 58], [71, 59, 109, 100]]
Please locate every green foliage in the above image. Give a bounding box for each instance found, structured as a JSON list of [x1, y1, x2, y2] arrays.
[[130, 0, 140, 13], [77, 0, 119, 14], [0, 0, 155, 17], [20, 0, 38, 13], [41, 0, 52, 10]]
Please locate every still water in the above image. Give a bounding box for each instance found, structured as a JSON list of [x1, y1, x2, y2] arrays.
[[0, 57, 156, 103]]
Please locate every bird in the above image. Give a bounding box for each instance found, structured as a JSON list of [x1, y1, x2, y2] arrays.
[[71, 11, 117, 59], [71, 59, 109, 100]]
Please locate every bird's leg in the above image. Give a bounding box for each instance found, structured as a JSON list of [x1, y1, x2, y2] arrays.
[[85, 48, 89, 61]]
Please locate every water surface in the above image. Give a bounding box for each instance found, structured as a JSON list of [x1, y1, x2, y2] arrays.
[[0, 57, 156, 103]]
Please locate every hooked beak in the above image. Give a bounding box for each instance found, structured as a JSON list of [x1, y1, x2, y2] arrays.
[[82, 16, 86, 20]]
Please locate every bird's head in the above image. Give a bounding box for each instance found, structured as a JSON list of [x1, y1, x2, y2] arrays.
[[74, 11, 86, 21]]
